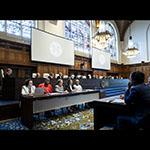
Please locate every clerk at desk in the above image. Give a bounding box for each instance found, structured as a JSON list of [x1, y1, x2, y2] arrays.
[[116, 71, 150, 130]]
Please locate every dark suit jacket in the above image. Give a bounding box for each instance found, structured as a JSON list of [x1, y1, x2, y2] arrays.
[[125, 83, 150, 114], [65, 85, 74, 92]]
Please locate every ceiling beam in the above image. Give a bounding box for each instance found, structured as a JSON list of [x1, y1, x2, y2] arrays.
[[115, 20, 133, 41]]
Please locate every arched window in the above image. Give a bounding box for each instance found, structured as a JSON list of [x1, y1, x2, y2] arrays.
[[105, 22, 118, 61], [92, 21, 118, 61], [65, 20, 91, 55], [0, 20, 36, 39]]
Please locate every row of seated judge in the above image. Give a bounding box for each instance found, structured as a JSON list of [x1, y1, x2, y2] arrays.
[[21, 78, 86, 116], [1, 77, 129, 102], [21, 78, 83, 96]]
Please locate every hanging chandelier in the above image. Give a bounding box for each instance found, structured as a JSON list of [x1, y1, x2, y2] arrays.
[[92, 20, 112, 49], [123, 22, 140, 58]]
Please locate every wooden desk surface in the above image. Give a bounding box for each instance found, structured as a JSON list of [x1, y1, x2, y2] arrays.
[[92, 95, 125, 105], [90, 95, 129, 130]]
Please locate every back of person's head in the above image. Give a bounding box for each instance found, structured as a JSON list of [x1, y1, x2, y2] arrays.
[[130, 71, 145, 85]]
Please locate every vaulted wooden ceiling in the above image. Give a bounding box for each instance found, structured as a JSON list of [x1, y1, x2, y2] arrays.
[[115, 20, 133, 41]]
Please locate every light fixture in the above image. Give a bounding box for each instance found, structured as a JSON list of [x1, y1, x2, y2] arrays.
[[92, 20, 112, 49], [123, 22, 140, 58]]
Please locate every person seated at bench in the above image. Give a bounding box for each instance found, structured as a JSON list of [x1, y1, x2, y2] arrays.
[[21, 79, 36, 96], [38, 78, 53, 94], [73, 79, 87, 110], [55, 79, 68, 93], [46, 79, 67, 116], [64, 78, 76, 113], [73, 79, 82, 92], [38, 78, 53, 118], [116, 71, 150, 130], [65, 78, 75, 92]]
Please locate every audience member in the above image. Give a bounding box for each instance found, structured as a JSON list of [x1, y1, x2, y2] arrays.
[[70, 74, 75, 79], [38, 78, 53, 94], [87, 74, 92, 79], [0, 69, 4, 79], [56, 72, 63, 80], [4, 68, 13, 78], [48, 72, 54, 80], [21, 79, 36, 96], [35, 73, 41, 78]]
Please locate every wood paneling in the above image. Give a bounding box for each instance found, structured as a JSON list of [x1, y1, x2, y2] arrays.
[[37, 63, 69, 76], [1, 38, 150, 81], [0, 48, 34, 66], [128, 63, 150, 82]]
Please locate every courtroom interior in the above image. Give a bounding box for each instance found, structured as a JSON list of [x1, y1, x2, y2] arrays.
[[0, 20, 150, 130]]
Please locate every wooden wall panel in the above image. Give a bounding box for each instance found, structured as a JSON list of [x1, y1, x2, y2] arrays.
[[0, 48, 33, 66], [0, 49, 5, 60], [37, 64, 69, 77], [2, 39, 150, 80], [128, 64, 150, 82]]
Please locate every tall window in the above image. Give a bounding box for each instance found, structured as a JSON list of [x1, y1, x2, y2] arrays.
[[105, 22, 118, 61], [92, 21, 118, 61], [65, 20, 91, 55], [0, 20, 36, 39]]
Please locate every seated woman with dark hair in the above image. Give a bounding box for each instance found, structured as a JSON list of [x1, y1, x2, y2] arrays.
[[55, 79, 68, 93], [65, 78, 74, 92], [46, 79, 67, 116], [21, 79, 36, 96]]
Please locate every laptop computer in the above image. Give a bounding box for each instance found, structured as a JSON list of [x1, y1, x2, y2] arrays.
[[34, 87, 44, 96]]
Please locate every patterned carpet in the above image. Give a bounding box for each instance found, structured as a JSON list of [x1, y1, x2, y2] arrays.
[[0, 109, 94, 130]]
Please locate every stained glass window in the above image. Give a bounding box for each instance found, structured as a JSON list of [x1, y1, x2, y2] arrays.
[[65, 20, 91, 55], [0, 21, 5, 32], [22, 20, 35, 38], [105, 22, 118, 61], [7, 20, 21, 36], [0, 20, 36, 39]]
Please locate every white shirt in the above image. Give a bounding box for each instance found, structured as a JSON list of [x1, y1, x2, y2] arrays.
[[21, 85, 36, 95], [73, 84, 82, 92], [55, 85, 64, 93]]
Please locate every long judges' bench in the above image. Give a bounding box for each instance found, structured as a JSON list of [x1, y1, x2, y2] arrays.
[[21, 90, 100, 128]]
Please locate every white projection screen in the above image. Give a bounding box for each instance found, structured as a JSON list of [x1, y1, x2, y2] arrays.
[[92, 47, 111, 70], [31, 28, 74, 66]]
